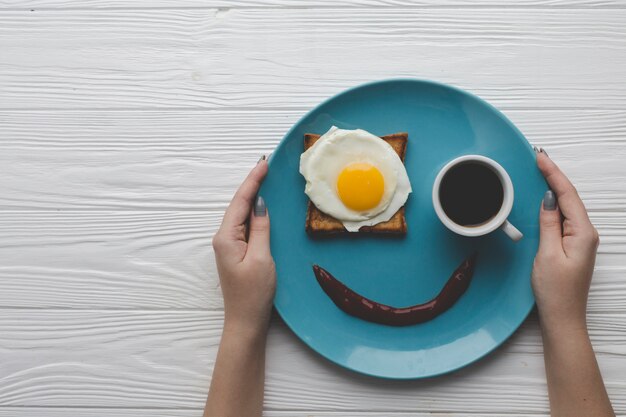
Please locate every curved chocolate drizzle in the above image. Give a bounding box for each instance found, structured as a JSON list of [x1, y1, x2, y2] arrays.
[[313, 254, 477, 326]]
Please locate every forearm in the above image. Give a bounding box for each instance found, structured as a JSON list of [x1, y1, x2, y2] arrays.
[[204, 320, 269, 417], [541, 321, 614, 417]]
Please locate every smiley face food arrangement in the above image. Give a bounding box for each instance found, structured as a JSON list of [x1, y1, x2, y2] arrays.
[[299, 126, 478, 326]]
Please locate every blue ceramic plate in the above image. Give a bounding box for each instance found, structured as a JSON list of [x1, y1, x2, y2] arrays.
[[260, 79, 546, 379]]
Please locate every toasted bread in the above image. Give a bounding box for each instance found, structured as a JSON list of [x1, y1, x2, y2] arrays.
[[303, 132, 408, 235]]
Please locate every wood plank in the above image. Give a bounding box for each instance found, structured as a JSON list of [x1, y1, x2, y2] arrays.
[[1, 0, 625, 9], [0, 210, 220, 309], [0, 209, 624, 310], [1, 9, 626, 110], [1, 109, 625, 211], [0, 310, 624, 412], [0, 410, 199, 417]]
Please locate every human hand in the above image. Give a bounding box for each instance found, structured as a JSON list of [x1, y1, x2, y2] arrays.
[[532, 150, 600, 333], [212, 157, 276, 333]]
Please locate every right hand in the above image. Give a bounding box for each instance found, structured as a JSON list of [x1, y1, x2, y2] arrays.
[[532, 151, 600, 332]]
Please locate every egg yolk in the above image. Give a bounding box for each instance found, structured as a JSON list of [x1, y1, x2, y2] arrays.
[[337, 162, 385, 211]]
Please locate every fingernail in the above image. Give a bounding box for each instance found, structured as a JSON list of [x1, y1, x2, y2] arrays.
[[254, 195, 267, 216], [539, 147, 549, 157], [257, 155, 266, 164], [533, 145, 540, 153], [543, 190, 556, 210]]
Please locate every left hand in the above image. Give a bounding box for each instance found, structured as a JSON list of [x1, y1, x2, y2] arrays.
[[212, 158, 276, 332]]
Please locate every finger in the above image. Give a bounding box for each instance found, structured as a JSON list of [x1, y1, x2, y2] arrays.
[[536, 152, 590, 226], [537, 190, 564, 256], [247, 196, 271, 259], [220, 159, 269, 235]]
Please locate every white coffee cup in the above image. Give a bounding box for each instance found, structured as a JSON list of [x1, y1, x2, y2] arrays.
[[432, 155, 523, 242]]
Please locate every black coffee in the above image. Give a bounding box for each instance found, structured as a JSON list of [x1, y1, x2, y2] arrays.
[[439, 162, 504, 227]]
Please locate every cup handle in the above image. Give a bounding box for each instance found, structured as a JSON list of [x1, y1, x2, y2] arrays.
[[501, 219, 523, 242]]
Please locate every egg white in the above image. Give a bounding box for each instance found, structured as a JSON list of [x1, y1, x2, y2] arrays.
[[299, 126, 412, 232]]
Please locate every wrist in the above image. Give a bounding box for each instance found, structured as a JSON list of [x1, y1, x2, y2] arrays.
[[539, 314, 588, 341], [536, 302, 587, 335], [223, 314, 270, 342]]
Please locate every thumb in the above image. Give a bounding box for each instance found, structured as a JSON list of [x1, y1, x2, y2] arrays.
[[247, 196, 271, 259], [538, 190, 564, 256]]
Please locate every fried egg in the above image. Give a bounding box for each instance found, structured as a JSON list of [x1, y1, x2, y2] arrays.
[[299, 126, 412, 232]]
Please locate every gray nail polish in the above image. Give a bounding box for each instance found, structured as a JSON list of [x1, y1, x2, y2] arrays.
[[543, 190, 556, 210], [254, 195, 267, 216], [257, 155, 266, 164]]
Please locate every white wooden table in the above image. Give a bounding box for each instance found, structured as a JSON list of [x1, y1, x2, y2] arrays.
[[1, 1, 625, 416]]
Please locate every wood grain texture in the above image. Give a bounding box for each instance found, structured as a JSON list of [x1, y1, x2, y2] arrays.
[[0, 410, 202, 417], [0, 310, 624, 412], [2, 0, 626, 8], [1, 109, 625, 211], [1, 9, 626, 110], [0, 210, 220, 309], [0, 209, 624, 309]]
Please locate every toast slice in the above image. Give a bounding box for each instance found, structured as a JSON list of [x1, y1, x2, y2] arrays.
[[304, 132, 408, 235]]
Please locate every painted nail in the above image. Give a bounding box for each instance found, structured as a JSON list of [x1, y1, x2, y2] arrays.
[[257, 155, 266, 164], [543, 190, 556, 211], [539, 147, 549, 157], [254, 195, 267, 216]]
